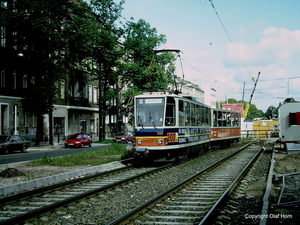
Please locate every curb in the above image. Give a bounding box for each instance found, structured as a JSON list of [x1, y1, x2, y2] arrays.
[[0, 161, 126, 196]]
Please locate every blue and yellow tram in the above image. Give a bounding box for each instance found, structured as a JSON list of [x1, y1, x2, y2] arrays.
[[133, 92, 211, 161]]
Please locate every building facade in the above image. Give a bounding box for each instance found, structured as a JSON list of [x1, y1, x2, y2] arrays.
[[0, 1, 104, 142]]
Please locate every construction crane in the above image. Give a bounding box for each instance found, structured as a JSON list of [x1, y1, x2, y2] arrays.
[[244, 71, 261, 119]]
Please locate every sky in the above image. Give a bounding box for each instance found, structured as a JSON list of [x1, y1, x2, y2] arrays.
[[118, 0, 300, 112]]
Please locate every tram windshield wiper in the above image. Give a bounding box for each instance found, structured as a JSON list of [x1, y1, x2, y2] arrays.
[[149, 112, 157, 129], [138, 116, 144, 129], [151, 119, 157, 129]]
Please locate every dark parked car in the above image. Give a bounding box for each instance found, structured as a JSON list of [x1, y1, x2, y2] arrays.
[[0, 135, 30, 154], [64, 133, 92, 148], [113, 132, 134, 143]]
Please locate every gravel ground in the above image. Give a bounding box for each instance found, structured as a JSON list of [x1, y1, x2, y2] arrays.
[[1, 140, 300, 225], [23, 145, 242, 224], [214, 141, 300, 225]]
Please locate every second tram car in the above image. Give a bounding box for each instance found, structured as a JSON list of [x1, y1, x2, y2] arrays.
[[133, 92, 241, 162], [210, 108, 241, 148]]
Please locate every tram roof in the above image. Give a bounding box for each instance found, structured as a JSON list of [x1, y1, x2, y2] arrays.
[[135, 92, 206, 105]]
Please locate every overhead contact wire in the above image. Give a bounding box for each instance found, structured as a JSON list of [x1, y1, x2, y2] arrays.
[[209, 0, 252, 80]]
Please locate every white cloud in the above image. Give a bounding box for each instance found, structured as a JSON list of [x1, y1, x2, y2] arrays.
[[226, 27, 300, 67]]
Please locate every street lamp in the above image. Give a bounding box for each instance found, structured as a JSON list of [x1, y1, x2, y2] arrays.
[[13, 52, 24, 135], [13, 105, 18, 135]]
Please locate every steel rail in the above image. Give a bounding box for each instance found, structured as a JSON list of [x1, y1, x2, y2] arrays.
[[0, 165, 132, 204], [0, 163, 173, 225], [199, 145, 264, 225], [107, 143, 253, 225]]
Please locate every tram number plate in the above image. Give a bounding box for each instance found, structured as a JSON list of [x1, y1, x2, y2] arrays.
[[167, 133, 178, 143]]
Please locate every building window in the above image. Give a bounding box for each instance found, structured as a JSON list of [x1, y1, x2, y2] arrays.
[[13, 69, 16, 89], [23, 74, 27, 88], [12, 31, 17, 50], [70, 82, 79, 97], [0, 1, 7, 8], [0, 26, 6, 47], [89, 85, 92, 102], [24, 114, 36, 129], [93, 86, 98, 103], [1, 68, 5, 87], [31, 76, 35, 85], [60, 79, 65, 99], [289, 112, 300, 126]]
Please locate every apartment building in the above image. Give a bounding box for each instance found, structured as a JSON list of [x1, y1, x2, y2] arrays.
[[0, 1, 108, 142]]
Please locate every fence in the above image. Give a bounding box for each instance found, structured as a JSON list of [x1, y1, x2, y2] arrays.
[[241, 130, 279, 138]]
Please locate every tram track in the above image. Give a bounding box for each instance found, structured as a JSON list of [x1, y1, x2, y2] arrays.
[[0, 143, 261, 225], [108, 143, 263, 225], [0, 164, 169, 225]]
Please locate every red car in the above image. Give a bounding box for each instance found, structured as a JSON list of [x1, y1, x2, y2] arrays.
[[64, 133, 92, 148], [113, 132, 134, 143]]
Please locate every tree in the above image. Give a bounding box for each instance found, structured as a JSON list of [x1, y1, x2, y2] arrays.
[[120, 19, 181, 125], [247, 104, 264, 120], [1, 0, 125, 145], [122, 18, 169, 91], [264, 105, 278, 119], [6, 0, 94, 145], [88, 0, 125, 140]]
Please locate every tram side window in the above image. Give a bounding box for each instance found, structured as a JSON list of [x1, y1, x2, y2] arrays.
[[165, 97, 176, 126], [213, 110, 218, 127], [200, 105, 205, 125], [229, 112, 232, 126], [196, 105, 201, 126], [232, 112, 238, 126], [227, 112, 232, 126], [226, 112, 230, 126], [205, 107, 210, 126], [185, 101, 190, 126], [236, 113, 241, 126], [191, 103, 195, 126], [179, 100, 184, 126], [217, 111, 226, 127], [233, 112, 240, 126]]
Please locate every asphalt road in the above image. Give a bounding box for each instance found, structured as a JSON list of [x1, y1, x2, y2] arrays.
[[0, 144, 110, 165]]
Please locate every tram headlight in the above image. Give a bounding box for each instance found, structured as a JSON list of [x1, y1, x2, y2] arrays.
[[157, 139, 163, 145], [137, 139, 143, 145]]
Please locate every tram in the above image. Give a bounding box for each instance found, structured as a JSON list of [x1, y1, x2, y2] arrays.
[[133, 92, 211, 161], [210, 108, 241, 148]]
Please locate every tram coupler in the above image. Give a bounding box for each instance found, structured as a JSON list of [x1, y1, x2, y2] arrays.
[[135, 147, 149, 158]]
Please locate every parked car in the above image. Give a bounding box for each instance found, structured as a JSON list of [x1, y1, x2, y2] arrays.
[[64, 133, 92, 148], [113, 132, 134, 143], [0, 135, 30, 154]]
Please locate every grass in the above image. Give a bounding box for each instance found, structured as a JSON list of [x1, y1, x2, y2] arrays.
[[95, 139, 114, 144], [27, 138, 252, 168], [240, 137, 253, 143], [27, 143, 132, 167]]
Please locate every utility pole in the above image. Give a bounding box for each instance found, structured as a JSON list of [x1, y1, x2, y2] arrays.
[[242, 82, 245, 102]]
